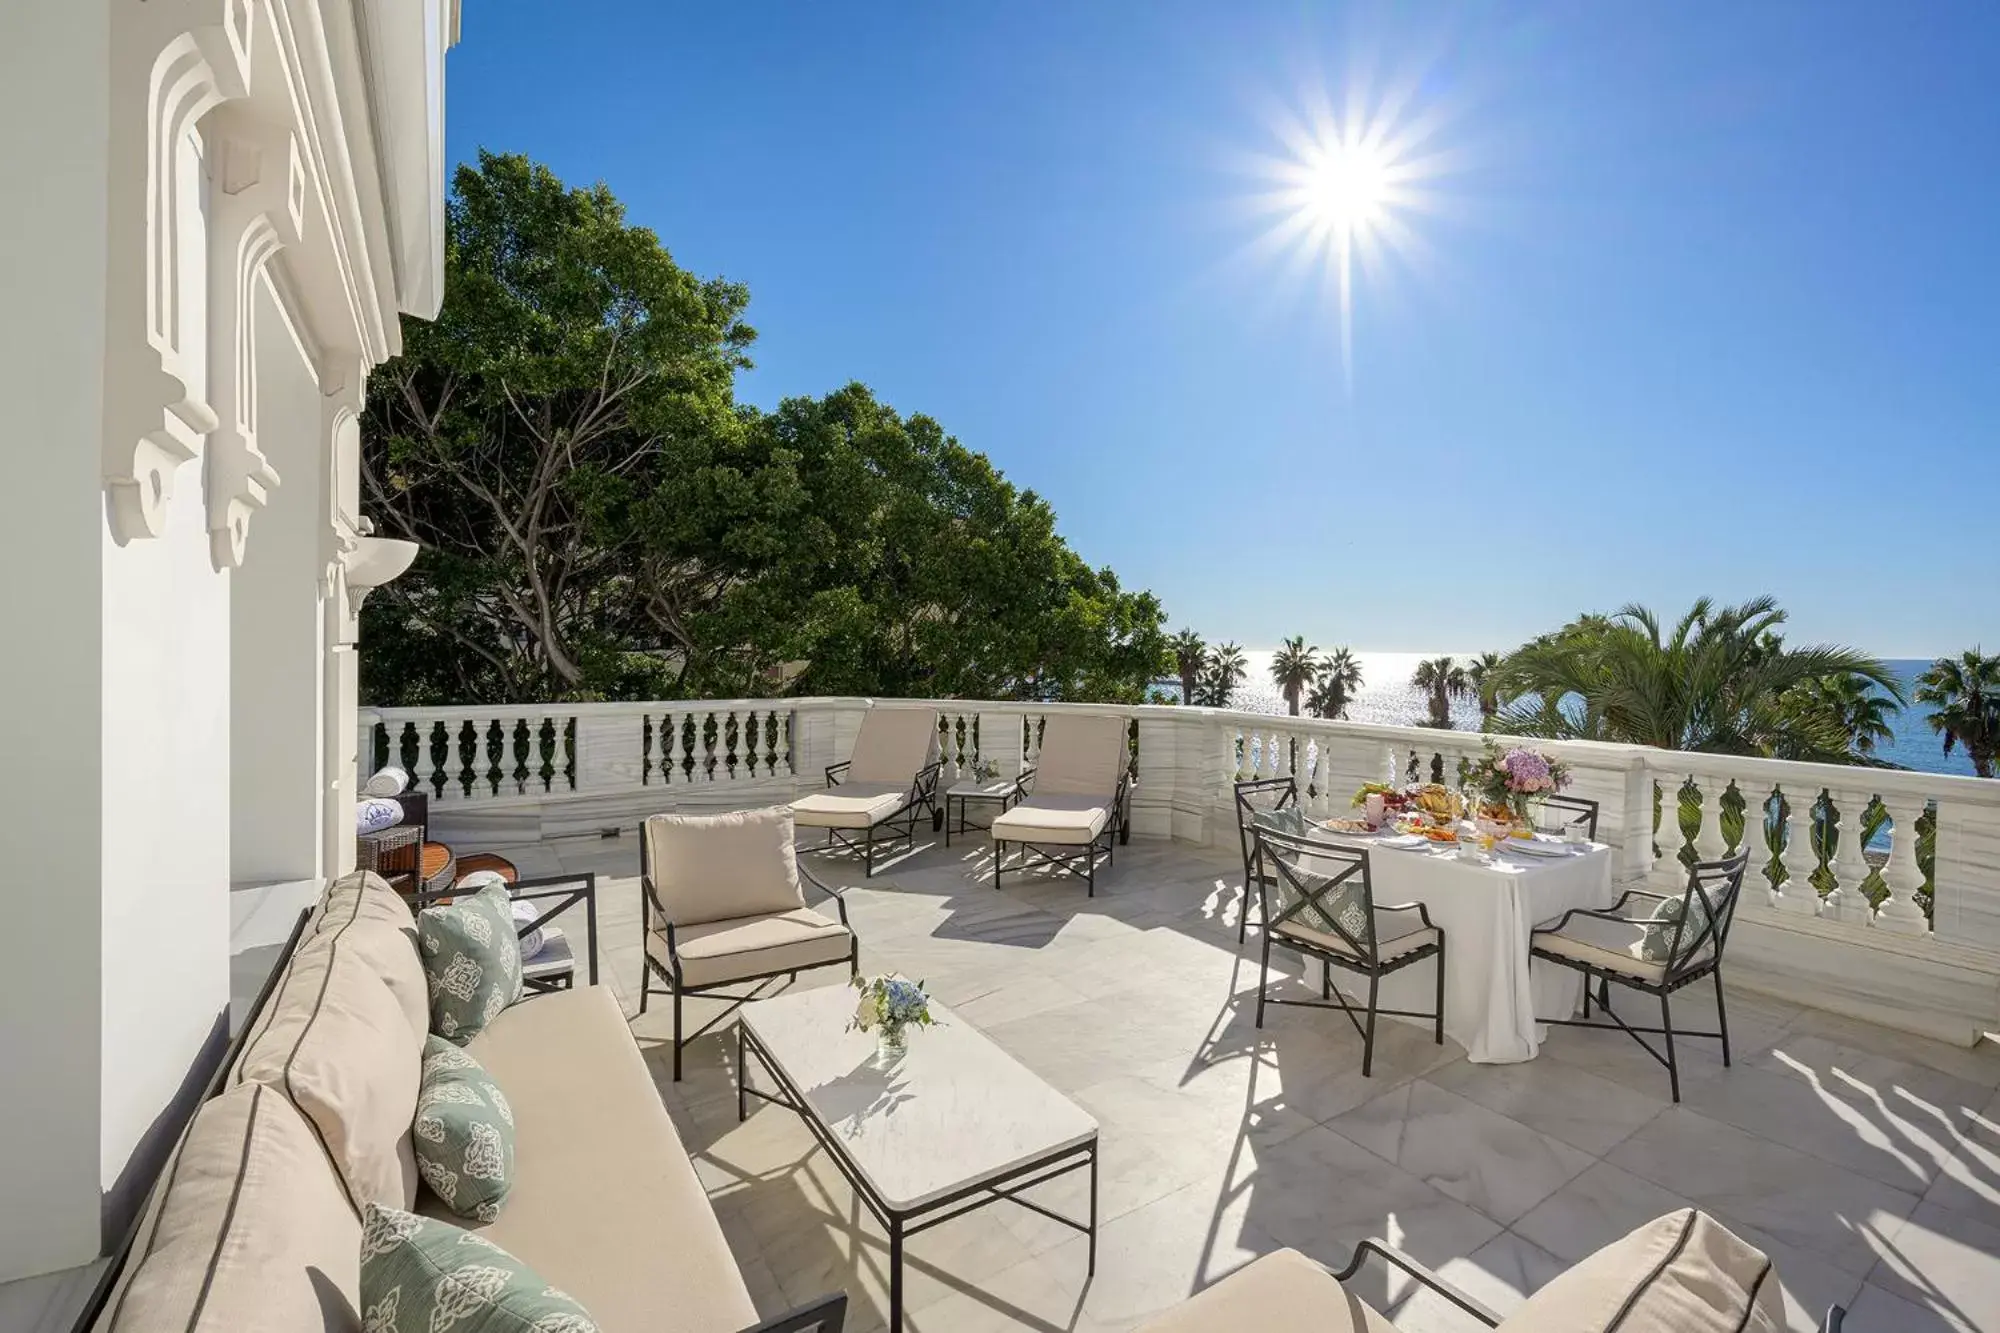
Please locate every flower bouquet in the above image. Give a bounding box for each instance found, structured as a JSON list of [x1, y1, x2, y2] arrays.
[[1465, 744, 1570, 830], [849, 975, 938, 1062]]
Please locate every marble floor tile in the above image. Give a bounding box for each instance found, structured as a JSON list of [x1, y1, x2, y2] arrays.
[[1326, 1080, 1594, 1225], [1845, 1280, 1975, 1333], [1864, 1201, 2000, 1333], [1427, 1053, 1667, 1156], [1607, 1106, 1919, 1276], [1784, 1008, 2000, 1092], [1402, 1231, 1567, 1328]]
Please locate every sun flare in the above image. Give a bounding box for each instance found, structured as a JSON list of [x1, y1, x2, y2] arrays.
[[1298, 135, 1391, 236]]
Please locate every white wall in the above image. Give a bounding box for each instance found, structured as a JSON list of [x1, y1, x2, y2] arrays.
[[0, 0, 113, 1282]]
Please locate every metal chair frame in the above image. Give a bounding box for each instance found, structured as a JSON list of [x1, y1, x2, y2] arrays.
[[812, 757, 944, 877], [1536, 793, 1601, 841], [638, 843, 860, 1082], [991, 768, 1131, 896], [1252, 829, 1446, 1077], [1533, 850, 1751, 1102], [1231, 776, 1298, 943]]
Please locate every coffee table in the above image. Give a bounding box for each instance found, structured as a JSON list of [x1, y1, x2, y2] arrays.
[[737, 985, 1099, 1330]]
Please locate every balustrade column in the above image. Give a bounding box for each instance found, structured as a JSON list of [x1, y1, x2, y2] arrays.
[[1654, 773, 1692, 890], [1691, 778, 1730, 863], [1874, 796, 1930, 934], [1822, 789, 1871, 923]]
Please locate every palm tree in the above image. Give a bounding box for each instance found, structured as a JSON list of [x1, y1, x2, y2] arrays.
[[1411, 656, 1472, 729], [1169, 629, 1206, 706], [1269, 635, 1320, 716], [1201, 642, 1248, 707], [1307, 648, 1364, 719], [1490, 596, 1902, 760], [1466, 651, 1507, 723], [1915, 649, 2000, 778], [1783, 674, 1898, 761]]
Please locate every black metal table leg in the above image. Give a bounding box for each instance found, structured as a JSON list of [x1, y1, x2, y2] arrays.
[[737, 1025, 747, 1122], [889, 1216, 905, 1331], [1088, 1144, 1099, 1275]]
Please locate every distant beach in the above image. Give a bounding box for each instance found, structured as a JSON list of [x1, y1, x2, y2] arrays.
[[1177, 651, 1978, 780]]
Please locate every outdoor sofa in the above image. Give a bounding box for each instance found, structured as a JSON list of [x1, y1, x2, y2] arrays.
[[74, 869, 844, 1333], [789, 705, 943, 876]]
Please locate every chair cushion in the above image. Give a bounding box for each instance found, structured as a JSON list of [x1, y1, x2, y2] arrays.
[[312, 868, 415, 934], [1643, 889, 1717, 965], [642, 806, 806, 926], [435, 985, 759, 1333], [845, 706, 940, 785], [234, 918, 422, 1213], [1533, 914, 1669, 983], [360, 1204, 600, 1333], [647, 907, 854, 988], [790, 783, 910, 829], [412, 1037, 516, 1223], [418, 884, 526, 1045], [102, 1083, 362, 1332], [1030, 714, 1129, 798], [310, 872, 428, 1041], [1495, 1208, 1783, 1332], [991, 793, 1111, 844], [1276, 916, 1440, 963], [1135, 1248, 1396, 1332]]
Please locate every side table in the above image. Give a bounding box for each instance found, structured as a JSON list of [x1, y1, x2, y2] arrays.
[[944, 777, 1024, 846]]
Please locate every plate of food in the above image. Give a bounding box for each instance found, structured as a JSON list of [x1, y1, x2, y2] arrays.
[[1417, 825, 1460, 845], [1322, 817, 1376, 835]]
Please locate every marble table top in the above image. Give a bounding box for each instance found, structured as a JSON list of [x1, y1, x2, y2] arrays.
[[742, 983, 1098, 1212]]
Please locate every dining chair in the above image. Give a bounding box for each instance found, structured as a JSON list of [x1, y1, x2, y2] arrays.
[[1231, 777, 1298, 943], [1535, 794, 1600, 841], [1530, 850, 1751, 1101], [1251, 828, 1446, 1077]]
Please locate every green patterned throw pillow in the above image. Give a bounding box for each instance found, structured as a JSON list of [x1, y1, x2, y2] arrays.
[[360, 1203, 601, 1333], [413, 1036, 516, 1222], [418, 883, 524, 1045], [1641, 889, 1717, 964]]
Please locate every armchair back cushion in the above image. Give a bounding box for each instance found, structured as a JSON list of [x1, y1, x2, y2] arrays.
[[844, 707, 940, 786], [643, 806, 806, 927], [1032, 714, 1130, 798], [99, 1083, 361, 1332], [1494, 1208, 1783, 1332]]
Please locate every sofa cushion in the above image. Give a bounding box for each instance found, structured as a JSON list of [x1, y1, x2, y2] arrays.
[[991, 793, 1111, 845], [234, 913, 422, 1214], [360, 1204, 600, 1333], [1494, 1208, 1784, 1332], [418, 884, 525, 1045], [1134, 1248, 1396, 1332], [646, 907, 854, 988], [642, 807, 805, 926], [790, 783, 910, 829], [413, 1037, 516, 1223], [312, 869, 415, 935], [309, 872, 429, 1041], [102, 1083, 362, 1332], [428, 985, 757, 1333]]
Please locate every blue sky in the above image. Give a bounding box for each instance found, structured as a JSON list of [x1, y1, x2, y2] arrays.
[[444, 2, 1997, 657]]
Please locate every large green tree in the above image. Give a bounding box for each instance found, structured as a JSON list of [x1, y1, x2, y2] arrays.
[[360, 152, 1167, 706], [1915, 649, 2000, 778], [1269, 636, 1320, 716]]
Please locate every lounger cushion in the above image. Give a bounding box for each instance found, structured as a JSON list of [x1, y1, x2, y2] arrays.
[[1029, 714, 1129, 798], [1494, 1208, 1783, 1332], [1276, 916, 1440, 963], [233, 914, 423, 1213], [845, 706, 940, 785], [790, 782, 910, 829], [991, 793, 1111, 845], [1135, 1248, 1395, 1331], [102, 1083, 362, 1332], [436, 985, 759, 1333], [642, 806, 805, 926], [1532, 913, 1669, 983], [647, 906, 853, 988]]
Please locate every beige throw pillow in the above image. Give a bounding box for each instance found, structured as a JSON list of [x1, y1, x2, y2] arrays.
[[1495, 1209, 1784, 1332], [643, 806, 806, 926]]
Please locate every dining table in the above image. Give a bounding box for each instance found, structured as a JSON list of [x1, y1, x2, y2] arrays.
[[1302, 825, 1618, 1063]]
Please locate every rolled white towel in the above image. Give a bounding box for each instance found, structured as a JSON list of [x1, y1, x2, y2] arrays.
[[511, 898, 546, 960], [356, 798, 403, 835], [361, 765, 411, 797]]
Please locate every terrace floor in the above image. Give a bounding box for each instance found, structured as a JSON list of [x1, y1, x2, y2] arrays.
[[494, 828, 2000, 1333]]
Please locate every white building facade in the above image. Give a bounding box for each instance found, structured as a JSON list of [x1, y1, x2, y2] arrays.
[[0, 0, 455, 1284]]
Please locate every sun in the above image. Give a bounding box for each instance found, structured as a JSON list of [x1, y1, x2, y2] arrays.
[[1298, 134, 1392, 237]]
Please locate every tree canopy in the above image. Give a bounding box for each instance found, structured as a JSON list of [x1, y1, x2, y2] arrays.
[[360, 152, 1168, 706]]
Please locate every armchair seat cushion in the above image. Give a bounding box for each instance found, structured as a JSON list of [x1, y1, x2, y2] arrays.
[[1276, 916, 1440, 964], [990, 794, 1111, 845], [1532, 913, 1669, 983], [1494, 1208, 1783, 1332], [790, 783, 911, 829], [1135, 1249, 1395, 1332], [648, 907, 854, 988]]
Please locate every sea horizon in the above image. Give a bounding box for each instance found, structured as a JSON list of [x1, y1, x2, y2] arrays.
[[1174, 650, 1977, 781]]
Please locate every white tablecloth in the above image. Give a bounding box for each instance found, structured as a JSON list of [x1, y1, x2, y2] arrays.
[[1305, 838, 1617, 1063]]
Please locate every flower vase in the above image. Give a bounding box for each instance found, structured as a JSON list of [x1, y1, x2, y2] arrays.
[[1510, 794, 1545, 833], [874, 1024, 908, 1065]]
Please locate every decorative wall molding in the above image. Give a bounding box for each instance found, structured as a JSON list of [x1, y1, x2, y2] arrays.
[[203, 111, 303, 568]]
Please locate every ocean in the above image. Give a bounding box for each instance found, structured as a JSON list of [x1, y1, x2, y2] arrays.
[[1182, 652, 1978, 780]]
